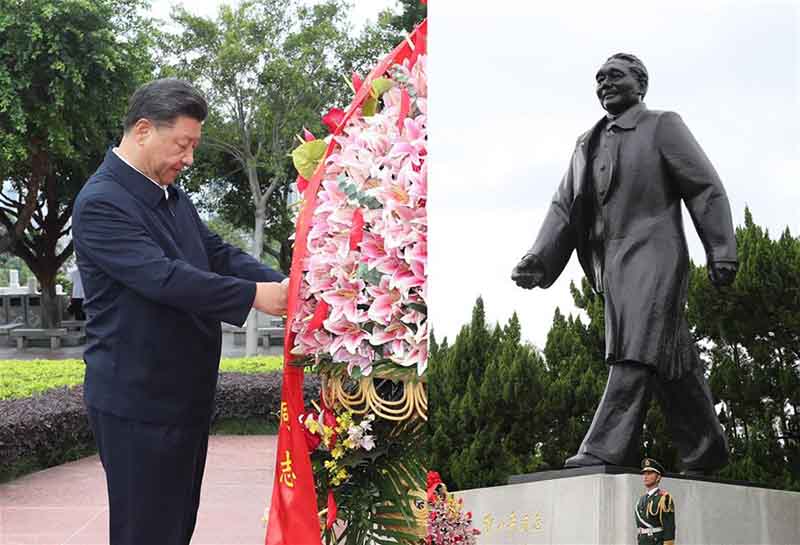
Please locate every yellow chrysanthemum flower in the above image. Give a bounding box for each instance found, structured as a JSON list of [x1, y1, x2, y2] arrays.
[[305, 419, 321, 434], [331, 467, 349, 486]]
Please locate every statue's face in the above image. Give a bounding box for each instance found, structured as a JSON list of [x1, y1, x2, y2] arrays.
[[595, 60, 642, 115]]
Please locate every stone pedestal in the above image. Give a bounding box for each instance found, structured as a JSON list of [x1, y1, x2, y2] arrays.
[[453, 466, 799, 545]]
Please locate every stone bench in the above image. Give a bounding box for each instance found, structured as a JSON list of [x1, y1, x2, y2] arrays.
[[60, 320, 86, 334], [0, 323, 22, 346], [10, 328, 68, 349], [0, 322, 22, 335]]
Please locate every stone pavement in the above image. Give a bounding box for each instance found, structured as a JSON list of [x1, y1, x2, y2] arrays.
[[0, 435, 278, 545]]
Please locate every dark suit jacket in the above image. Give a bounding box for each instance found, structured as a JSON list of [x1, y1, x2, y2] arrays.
[[530, 104, 737, 379], [73, 149, 285, 424]]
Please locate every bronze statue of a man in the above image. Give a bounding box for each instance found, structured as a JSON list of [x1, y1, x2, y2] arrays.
[[512, 53, 737, 473]]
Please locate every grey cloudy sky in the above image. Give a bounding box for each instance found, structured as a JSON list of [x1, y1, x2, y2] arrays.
[[428, 1, 799, 348]]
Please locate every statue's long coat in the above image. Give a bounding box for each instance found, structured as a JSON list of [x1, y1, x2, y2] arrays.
[[530, 104, 737, 380]]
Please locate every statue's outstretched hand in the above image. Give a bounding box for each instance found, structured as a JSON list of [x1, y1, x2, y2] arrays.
[[708, 262, 737, 288], [512, 253, 545, 289]]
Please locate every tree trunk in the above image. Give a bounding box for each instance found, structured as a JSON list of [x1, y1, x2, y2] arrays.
[[38, 272, 61, 329], [246, 162, 265, 357], [0, 143, 46, 253], [279, 238, 292, 275]]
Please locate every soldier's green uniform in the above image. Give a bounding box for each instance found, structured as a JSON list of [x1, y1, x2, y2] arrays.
[[636, 458, 675, 545]]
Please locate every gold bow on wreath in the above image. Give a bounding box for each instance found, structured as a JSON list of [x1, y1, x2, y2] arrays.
[[321, 370, 427, 422]]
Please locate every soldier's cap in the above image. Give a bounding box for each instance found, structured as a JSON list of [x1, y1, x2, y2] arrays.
[[641, 458, 665, 475]]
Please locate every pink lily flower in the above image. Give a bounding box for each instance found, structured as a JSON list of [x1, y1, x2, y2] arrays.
[[388, 142, 421, 167], [332, 347, 375, 377], [370, 321, 411, 346], [390, 265, 424, 294], [325, 318, 369, 355], [366, 278, 402, 325], [320, 277, 366, 324]]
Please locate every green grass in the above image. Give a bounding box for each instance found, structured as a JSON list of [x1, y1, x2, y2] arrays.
[[0, 360, 86, 400], [0, 356, 284, 400], [218, 356, 283, 374]]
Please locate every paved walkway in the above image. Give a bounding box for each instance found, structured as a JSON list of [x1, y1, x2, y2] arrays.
[[0, 435, 278, 545]]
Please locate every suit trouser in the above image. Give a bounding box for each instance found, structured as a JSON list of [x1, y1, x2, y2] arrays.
[[87, 406, 210, 545], [577, 362, 729, 470]]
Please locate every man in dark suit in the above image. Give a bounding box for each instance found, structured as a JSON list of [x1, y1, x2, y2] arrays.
[[73, 78, 288, 545], [511, 54, 737, 473]]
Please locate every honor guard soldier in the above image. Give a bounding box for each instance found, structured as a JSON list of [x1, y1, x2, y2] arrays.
[[636, 458, 675, 545]]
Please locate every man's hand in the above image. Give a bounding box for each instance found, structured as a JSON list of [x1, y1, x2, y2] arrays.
[[708, 262, 737, 288], [511, 253, 545, 289], [253, 279, 289, 316]]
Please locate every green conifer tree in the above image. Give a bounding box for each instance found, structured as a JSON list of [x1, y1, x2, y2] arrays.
[[428, 299, 547, 489]]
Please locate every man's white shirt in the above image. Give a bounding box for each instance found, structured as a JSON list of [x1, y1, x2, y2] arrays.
[[112, 148, 169, 200]]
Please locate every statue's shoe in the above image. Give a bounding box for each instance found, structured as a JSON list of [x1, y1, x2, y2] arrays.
[[564, 452, 606, 468]]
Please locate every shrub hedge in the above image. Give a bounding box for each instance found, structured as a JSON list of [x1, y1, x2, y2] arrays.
[[0, 370, 320, 482], [0, 385, 93, 482], [213, 371, 321, 422]]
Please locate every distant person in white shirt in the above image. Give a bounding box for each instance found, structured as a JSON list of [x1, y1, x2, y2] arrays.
[[68, 267, 85, 320]]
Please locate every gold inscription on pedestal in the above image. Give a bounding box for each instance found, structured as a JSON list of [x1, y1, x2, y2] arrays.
[[481, 510, 545, 541]]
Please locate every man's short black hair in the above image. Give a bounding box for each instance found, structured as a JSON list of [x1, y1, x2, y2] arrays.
[[606, 53, 649, 98], [124, 78, 208, 132]]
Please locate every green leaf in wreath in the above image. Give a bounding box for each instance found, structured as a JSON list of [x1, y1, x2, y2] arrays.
[[291, 139, 327, 180], [362, 95, 378, 117], [371, 77, 394, 97], [357, 195, 382, 209], [355, 263, 383, 286]]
